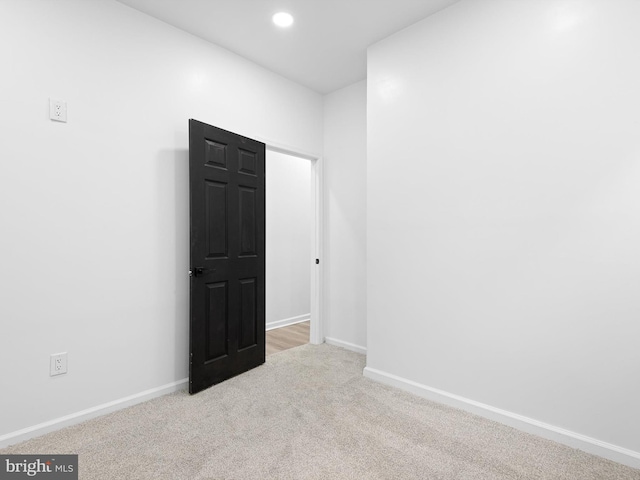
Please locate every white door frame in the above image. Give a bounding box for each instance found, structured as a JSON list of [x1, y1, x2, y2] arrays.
[[259, 138, 324, 345]]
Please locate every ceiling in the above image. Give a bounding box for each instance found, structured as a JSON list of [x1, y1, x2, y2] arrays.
[[115, 0, 460, 94]]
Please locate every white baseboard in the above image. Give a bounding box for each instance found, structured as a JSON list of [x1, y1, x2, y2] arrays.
[[363, 367, 640, 470], [325, 337, 367, 355], [266, 313, 310, 331], [0, 378, 188, 449]]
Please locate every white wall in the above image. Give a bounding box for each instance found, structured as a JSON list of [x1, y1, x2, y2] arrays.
[[366, 0, 640, 465], [266, 151, 311, 329], [0, 0, 322, 440], [323, 81, 367, 352]]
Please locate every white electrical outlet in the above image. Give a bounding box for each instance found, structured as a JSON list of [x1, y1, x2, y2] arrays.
[[50, 352, 68, 376], [49, 98, 67, 123]]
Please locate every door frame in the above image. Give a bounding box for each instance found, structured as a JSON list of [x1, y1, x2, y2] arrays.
[[257, 137, 323, 345]]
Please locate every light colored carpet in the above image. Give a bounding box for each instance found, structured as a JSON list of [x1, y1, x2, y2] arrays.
[[2, 344, 639, 479]]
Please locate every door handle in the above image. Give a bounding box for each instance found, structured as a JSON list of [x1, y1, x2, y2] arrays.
[[189, 267, 215, 278]]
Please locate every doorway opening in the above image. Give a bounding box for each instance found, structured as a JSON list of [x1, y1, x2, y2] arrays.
[[263, 143, 323, 352]]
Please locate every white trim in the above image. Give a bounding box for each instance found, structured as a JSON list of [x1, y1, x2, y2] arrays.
[[325, 337, 367, 355], [362, 367, 640, 470], [260, 137, 319, 162], [0, 378, 188, 449], [266, 313, 310, 331], [309, 156, 324, 345]]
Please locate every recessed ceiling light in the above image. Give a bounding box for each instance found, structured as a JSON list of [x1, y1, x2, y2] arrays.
[[272, 12, 294, 28]]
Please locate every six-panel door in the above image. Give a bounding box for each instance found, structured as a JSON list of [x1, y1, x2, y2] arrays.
[[189, 119, 265, 394]]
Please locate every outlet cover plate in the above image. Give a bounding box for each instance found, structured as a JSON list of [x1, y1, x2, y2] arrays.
[[50, 352, 68, 376], [49, 98, 67, 123]]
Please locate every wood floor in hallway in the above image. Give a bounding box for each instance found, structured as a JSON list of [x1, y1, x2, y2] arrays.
[[266, 321, 310, 356]]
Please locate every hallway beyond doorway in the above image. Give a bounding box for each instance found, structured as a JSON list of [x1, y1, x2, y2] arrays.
[[266, 322, 310, 355]]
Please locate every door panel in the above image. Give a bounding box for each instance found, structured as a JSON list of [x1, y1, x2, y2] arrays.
[[239, 187, 257, 256], [205, 181, 228, 258], [205, 281, 228, 361], [239, 277, 258, 349], [189, 119, 265, 394], [205, 139, 228, 169], [238, 148, 257, 175]]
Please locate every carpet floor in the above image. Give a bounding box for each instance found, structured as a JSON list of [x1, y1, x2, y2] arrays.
[[2, 344, 639, 479]]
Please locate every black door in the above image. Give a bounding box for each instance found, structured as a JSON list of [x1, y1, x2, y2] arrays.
[[188, 119, 266, 394]]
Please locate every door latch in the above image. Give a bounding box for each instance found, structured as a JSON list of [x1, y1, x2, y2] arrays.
[[190, 267, 213, 277]]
